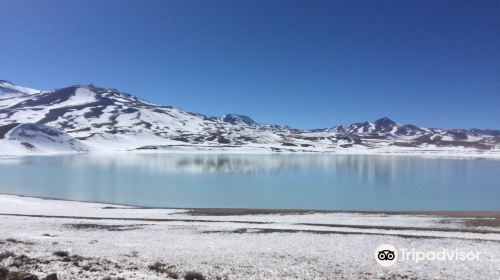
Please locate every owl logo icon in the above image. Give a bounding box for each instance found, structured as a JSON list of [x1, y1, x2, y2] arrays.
[[375, 244, 397, 267]]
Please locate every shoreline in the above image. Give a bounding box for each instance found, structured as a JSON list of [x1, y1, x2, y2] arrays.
[[1, 192, 499, 218], [1, 146, 500, 159]]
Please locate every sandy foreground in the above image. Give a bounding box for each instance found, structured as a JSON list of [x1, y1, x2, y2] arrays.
[[0, 195, 499, 279]]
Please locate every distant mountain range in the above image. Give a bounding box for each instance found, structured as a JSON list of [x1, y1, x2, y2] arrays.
[[0, 80, 499, 155]]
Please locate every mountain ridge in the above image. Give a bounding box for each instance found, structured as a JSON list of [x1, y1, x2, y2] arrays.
[[0, 80, 499, 155]]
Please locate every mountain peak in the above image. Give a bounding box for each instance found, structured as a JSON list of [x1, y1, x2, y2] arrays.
[[71, 84, 103, 91], [60, 84, 120, 97], [0, 79, 13, 85], [0, 80, 41, 95], [372, 117, 397, 132], [374, 117, 396, 125], [221, 114, 256, 126]]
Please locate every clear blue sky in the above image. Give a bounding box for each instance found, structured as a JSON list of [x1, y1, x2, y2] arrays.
[[0, 0, 498, 129]]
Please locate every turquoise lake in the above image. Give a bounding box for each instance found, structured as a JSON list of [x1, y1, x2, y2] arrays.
[[0, 153, 498, 211]]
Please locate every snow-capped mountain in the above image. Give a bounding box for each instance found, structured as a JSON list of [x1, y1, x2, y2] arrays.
[[0, 80, 498, 155], [0, 80, 41, 95], [6, 123, 88, 153], [219, 114, 257, 126]]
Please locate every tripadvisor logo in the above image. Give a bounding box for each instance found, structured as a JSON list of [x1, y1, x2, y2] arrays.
[[375, 244, 397, 267], [374, 244, 482, 267]]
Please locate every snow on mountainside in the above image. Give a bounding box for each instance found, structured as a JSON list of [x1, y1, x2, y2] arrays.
[[0, 123, 88, 155], [219, 114, 257, 126], [0, 80, 41, 95], [0, 80, 499, 156]]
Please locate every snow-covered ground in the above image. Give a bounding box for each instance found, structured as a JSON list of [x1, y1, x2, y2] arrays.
[[1, 140, 500, 159], [1, 194, 499, 279]]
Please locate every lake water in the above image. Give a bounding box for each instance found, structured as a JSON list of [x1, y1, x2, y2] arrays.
[[0, 153, 498, 211]]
